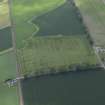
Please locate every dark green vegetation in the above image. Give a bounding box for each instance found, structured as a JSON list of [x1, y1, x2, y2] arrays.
[[33, 2, 86, 36], [19, 36, 97, 75], [0, 27, 12, 52], [22, 70, 105, 105]]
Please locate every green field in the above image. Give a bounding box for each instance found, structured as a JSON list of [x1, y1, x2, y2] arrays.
[[12, 0, 65, 47], [0, 0, 10, 28], [0, 0, 101, 105], [0, 51, 16, 80], [18, 36, 97, 75], [0, 1, 18, 105], [0, 85, 18, 105], [75, 0, 105, 46], [13, 0, 98, 76], [0, 0, 98, 105], [0, 51, 18, 105], [0, 27, 12, 52]]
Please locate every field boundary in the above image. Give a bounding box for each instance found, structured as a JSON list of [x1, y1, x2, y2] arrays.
[[0, 24, 10, 30], [27, 0, 66, 37], [0, 47, 13, 56]]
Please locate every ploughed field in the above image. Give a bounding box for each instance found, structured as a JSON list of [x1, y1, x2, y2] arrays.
[[0, 27, 12, 52], [21, 70, 105, 105]]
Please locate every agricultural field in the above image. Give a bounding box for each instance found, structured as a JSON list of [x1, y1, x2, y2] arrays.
[[0, 0, 103, 105], [0, 51, 16, 80], [0, 0, 12, 52], [0, 85, 18, 105], [11, 0, 65, 47], [0, 27, 12, 52], [32, 2, 86, 36], [0, 0, 10, 28], [75, 0, 105, 47], [18, 36, 97, 75], [0, 51, 19, 105], [13, 0, 98, 76]]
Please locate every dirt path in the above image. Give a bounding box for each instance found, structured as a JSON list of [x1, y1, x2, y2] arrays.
[[8, 0, 24, 105]]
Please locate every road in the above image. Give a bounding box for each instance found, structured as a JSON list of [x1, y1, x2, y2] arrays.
[[8, 0, 24, 105]]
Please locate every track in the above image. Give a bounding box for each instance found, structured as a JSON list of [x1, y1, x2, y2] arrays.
[[8, 0, 24, 105]]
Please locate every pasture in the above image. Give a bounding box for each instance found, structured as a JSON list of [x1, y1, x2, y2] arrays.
[[11, 0, 65, 47], [0, 51, 16, 80], [75, 0, 105, 46], [0, 85, 18, 105], [0, 27, 12, 52], [18, 36, 97, 75], [0, 51, 18, 105], [0, 0, 10, 28]]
